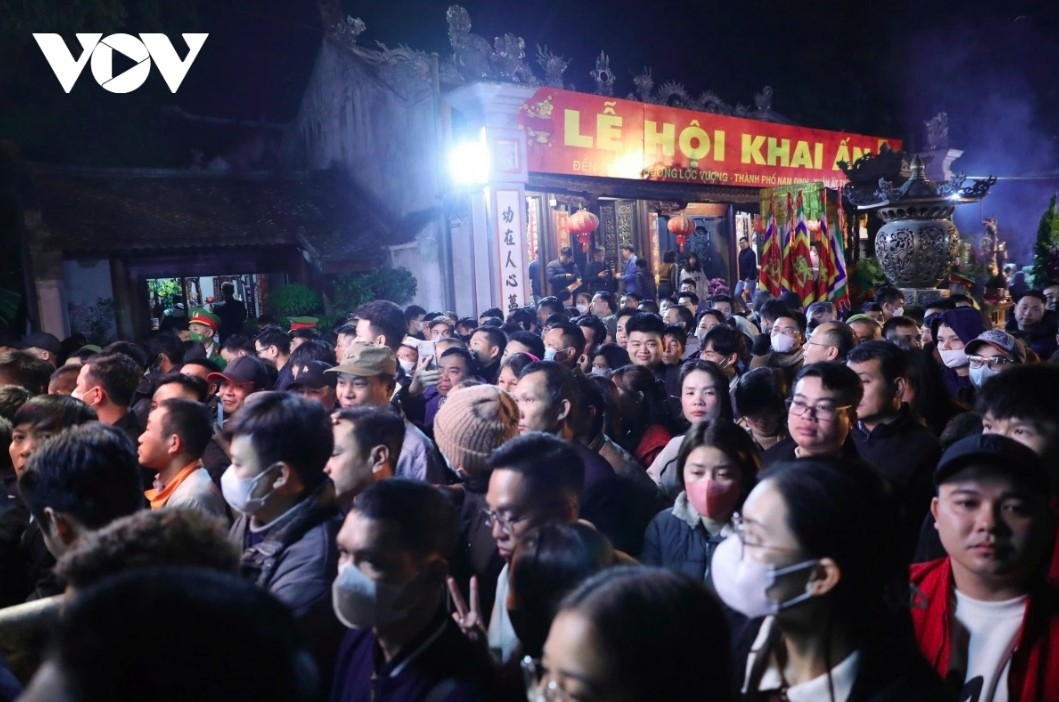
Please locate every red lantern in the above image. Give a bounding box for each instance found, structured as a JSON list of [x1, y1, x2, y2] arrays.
[[667, 213, 696, 252], [567, 208, 599, 253]]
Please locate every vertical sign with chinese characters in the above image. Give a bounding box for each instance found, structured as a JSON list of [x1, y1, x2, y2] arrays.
[[554, 209, 571, 250], [649, 212, 660, 282], [494, 189, 527, 313], [526, 196, 540, 263]]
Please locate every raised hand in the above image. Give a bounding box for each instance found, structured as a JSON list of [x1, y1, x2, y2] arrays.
[[447, 575, 486, 644], [409, 354, 441, 396]]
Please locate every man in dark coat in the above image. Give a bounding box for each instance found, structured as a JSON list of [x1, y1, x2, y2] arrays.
[[584, 245, 615, 294], [1006, 290, 1059, 359], [546, 246, 581, 298], [225, 392, 344, 686], [213, 283, 247, 343], [331, 481, 495, 701], [847, 341, 942, 561]]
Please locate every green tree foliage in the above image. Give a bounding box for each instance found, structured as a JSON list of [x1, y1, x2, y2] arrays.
[[847, 256, 886, 307], [265, 284, 322, 318], [147, 278, 181, 311], [332, 267, 417, 315], [1031, 196, 1059, 288]]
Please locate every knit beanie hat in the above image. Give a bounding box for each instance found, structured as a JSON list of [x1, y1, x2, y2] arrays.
[[433, 384, 520, 477]]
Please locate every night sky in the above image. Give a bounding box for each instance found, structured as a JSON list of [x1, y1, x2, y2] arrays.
[[12, 0, 1059, 262], [179, 0, 1058, 262], [183, 0, 1058, 143]]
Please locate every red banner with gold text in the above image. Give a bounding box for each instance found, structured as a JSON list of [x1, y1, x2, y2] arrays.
[[518, 88, 901, 189]]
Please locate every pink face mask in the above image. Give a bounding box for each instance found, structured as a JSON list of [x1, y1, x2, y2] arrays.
[[685, 479, 740, 521]]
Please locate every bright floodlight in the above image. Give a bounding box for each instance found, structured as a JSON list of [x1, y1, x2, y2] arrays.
[[449, 134, 490, 186]]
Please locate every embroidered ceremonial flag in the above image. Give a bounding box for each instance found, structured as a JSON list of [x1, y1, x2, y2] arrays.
[[758, 196, 782, 295], [780, 193, 795, 295], [786, 192, 815, 305], [817, 211, 833, 304], [828, 193, 851, 312]]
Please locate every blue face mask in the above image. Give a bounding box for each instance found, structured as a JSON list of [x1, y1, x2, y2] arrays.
[[543, 347, 558, 362], [969, 363, 1000, 388]]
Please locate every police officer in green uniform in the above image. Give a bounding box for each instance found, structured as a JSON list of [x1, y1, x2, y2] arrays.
[[188, 308, 226, 369]]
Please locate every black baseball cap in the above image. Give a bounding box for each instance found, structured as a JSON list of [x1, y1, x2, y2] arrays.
[[206, 356, 270, 390], [290, 360, 337, 390], [20, 332, 62, 356], [935, 434, 1048, 493]]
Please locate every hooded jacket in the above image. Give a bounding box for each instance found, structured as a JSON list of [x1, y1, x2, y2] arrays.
[[931, 308, 985, 401]]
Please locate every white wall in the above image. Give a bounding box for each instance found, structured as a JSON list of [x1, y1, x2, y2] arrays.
[[386, 221, 447, 312]]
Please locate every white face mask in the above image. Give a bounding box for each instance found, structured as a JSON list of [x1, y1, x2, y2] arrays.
[[332, 561, 416, 629], [969, 363, 1000, 388], [576, 304, 589, 315], [710, 534, 818, 618], [220, 464, 278, 515], [543, 347, 558, 362], [590, 367, 610, 378], [398, 359, 416, 374], [892, 306, 905, 318], [770, 332, 797, 354], [939, 348, 969, 369]]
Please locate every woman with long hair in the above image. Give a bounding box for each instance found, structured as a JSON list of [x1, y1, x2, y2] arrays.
[[902, 348, 965, 435], [506, 523, 617, 660], [641, 419, 760, 582], [679, 252, 708, 299], [646, 360, 733, 502], [657, 250, 678, 301], [588, 375, 623, 443], [712, 458, 950, 701], [609, 364, 673, 466]]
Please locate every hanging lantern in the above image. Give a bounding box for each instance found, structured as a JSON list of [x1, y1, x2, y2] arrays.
[[667, 212, 696, 252], [567, 208, 599, 253]]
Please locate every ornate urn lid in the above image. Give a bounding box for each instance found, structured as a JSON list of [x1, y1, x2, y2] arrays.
[[855, 154, 996, 211]]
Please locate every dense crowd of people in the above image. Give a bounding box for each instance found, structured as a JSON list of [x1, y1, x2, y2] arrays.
[[0, 259, 1057, 701]]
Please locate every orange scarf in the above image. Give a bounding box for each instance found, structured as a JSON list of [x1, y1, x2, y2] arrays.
[[144, 462, 199, 510]]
